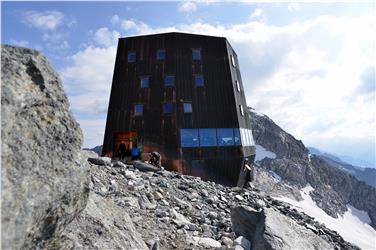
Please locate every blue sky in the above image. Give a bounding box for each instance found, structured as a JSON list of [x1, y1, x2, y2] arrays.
[[2, 1, 375, 167]]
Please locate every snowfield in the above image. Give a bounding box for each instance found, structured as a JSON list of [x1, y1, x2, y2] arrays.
[[255, 144, 276, 162], [275, 185, 376, 250]]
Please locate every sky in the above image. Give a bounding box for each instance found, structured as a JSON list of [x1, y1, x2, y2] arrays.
[[2, 1, 375, 167]]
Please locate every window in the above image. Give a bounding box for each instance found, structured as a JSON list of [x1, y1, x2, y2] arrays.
[[192, 49, 201, 60], [157, 49, 166, 60], [217, 128, 234, 146], [164, 75, 175, 87], [230, 54, 236, 67], [239, 104, 244, 116], [163, 103, 173, 114], [134, 104, 143, 116], [180, 129, 199, 147], [184, 103, 192, 113], [128, 51, 136, 63], [234, 128, 241, 145], [195, 75, 204, 87], [248, 129, 255, 145], [199, 129, 217, 147], [140, 77, 149, 88], [235, 80, 240, 92], [240, 128, 246, 146]]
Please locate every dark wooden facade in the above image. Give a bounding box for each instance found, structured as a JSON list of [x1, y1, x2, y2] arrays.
[[102, 32, 255, 185]]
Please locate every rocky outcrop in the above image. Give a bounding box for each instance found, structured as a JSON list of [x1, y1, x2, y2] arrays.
[[1, 45, 90, 249], [231, 206, 334, 250], [249, 108, 376, 230], [76, 156, 359, 249]]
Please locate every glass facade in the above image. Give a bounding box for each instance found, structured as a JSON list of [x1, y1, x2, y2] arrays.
[[180, 128, 254, 147], [192, 49, 201, 60], [199, 129, 217, 147], [157, 49, 166, 60], [165, 75, 175, 87], [134, 104, 143, 115], [184, 103, 192, 113], [128, 51, 136, 62], [195, 75, 204, 87], [180, 129, 199, 147], [140, 77, 149, 88], [217, 128, 234, 146], [163, 103, 173, 114]]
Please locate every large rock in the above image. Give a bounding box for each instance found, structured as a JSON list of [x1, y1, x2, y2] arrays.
[[1, 45, 90, 249], [47, 193, 148, 250], [231, 206, 333, 250]]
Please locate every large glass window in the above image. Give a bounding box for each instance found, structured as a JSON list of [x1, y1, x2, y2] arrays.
[[140, 77, 149, 88], [234, 128, 241, 145], [199, 129, 217, 147], [217, 128, 234, 146], [134, 104, 143, 116], [184, 103, 192, 113], [128, 51, 136, 63], [157, 49, 166, 60], [247, 129, 255, 145], [195, 75, 204, 87], [163, 103, 173, 114], [192, 49, 201, 60], [164, 75, 174, 87], [180, 129, 199, 147]]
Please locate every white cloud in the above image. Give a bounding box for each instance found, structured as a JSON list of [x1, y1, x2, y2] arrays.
[[251, 8, 263, 19], [111, 14, 120, 25], [64, 15, 375, 150], [94, 27, 120, 47], [178, 1, 197, 13], [23, 10, 64, 30]]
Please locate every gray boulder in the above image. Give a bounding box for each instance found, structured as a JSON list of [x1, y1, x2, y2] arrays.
[[47, 193, 148, 249], [231, 206, 333, 250], [1, 45, 90, 249]]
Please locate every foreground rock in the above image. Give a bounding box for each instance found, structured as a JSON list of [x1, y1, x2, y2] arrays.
[[1, 45, 90, 249], [77, 156, 359, 250], [231, 206, 333, 250]]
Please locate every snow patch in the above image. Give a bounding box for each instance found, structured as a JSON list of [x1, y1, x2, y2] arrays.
[[275, 185, 376, 250], [255, 144, 276, 162]]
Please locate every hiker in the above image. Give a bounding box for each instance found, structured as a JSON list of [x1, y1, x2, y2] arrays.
[[150, 151, 162, 168], [237, 158, 255, 187], [131, 142, 139, 160], [118, 141, 126, 160]]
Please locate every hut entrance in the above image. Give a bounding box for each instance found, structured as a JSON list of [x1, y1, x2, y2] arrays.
[[113, 131, 137, 158]]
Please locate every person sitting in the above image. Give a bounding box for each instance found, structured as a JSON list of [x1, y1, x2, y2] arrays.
[[149, 152, 162, 169]]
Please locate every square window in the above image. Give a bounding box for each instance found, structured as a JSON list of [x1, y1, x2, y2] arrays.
[[195, 75, 204, 87], [163, 103, 173, 114], [165, 75, 174, 87], [140, 77, 149, 88], [235, 80, 240, 92], [184, 103, 192, 113], [239, 104, 244, 116], [128, 51, 136, 63], [231, 54, 236, 67], [157, 49, 166, 60], [134, 104, 143, 116], [192, 49, 201, 60]]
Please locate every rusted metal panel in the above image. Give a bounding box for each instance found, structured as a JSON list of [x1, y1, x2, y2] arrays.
[[102, 32, 255, 185]]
